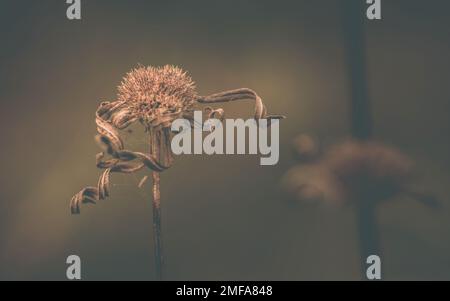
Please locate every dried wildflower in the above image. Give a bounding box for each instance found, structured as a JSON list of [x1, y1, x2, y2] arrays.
[[70, 65, 284, 279], [283, 138, 437, 207], [284, 136, 439, 281], [323, 140, 413, 203]]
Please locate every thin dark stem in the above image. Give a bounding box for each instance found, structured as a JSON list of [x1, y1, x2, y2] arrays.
[[152, 171, 163, 280], [150, 130, 163, 280], [341, 0, 380, 278]]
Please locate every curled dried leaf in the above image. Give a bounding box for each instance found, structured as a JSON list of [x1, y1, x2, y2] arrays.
[[70, 186, 99, 214], [70, 100, 172, 213], [197, 88, 285, 120], [98, 168, 111, 200]]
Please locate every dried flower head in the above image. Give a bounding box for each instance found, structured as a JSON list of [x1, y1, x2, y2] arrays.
[[117, 65, 197, 126]]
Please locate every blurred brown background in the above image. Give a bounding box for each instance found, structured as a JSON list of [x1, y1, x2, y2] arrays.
[[0, 0, 449, 280]]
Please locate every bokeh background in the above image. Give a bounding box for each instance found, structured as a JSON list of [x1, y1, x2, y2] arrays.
[[0, 0, 449, 280]]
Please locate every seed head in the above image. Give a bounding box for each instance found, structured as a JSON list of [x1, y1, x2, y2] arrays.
[[117, 65, 197, 125]]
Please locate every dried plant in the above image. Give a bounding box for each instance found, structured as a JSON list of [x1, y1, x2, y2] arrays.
[[283, 138, 438, 207], [70, 65, 283, 280], [284, 137, 439, 279]]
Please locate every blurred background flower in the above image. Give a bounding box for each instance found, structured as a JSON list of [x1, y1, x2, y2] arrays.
[[284, 137, 438, 207]]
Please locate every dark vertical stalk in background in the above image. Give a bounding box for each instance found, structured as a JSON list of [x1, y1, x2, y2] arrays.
[[341, 0, 380, 278]]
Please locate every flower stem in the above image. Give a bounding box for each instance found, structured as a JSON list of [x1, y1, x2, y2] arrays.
[[150, 129, 163, 280], [152, 170, 163, 280]]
